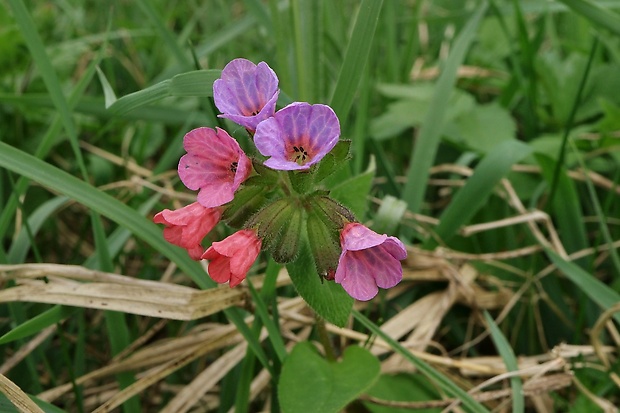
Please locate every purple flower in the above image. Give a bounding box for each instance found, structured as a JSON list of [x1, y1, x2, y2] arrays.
[[213, 58, 280, 132], [178, 127, 252, 208], [335, 223, 407, 301], [253, 102, 340, 171]]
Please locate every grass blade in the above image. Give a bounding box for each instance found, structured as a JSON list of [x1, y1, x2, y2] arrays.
[[557, 0, 620, 37], [353, 310, 489, 413], [136, 0, 191, 68], [7, 0, 90, 181], [0, 141, 274, 376], [246, 279, 287, 362], [106, 70, 220, 114], [430, 140, 532, 245], [0, 306, 76, 345], [546, 249, 620, 324], [329, 0, 383, 122], [402, 1, 488, 214], [484, 311, 524, 413]]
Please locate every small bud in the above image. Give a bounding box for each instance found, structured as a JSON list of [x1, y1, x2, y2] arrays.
[[306, 208, 340, 279], [247, 198, 302, 263], [307, 195, 356, 231]]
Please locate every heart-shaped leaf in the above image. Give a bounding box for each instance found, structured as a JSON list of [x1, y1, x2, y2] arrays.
[[279, 341, 380, 413]]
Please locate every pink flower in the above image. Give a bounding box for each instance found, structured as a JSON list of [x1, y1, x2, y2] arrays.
[[201, 229, 262, 287], [253, 102, 340, 171], [153, 202, 222, 260], [213, 58, 280, 132], [335, 223, 407, 301], [178, 127, 252, 208]]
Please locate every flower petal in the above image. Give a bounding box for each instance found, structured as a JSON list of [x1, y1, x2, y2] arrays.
[[177, 127, 251, 208], [340, 223, 387, 251], [213, 59, 279, 131], [201, 230, 262, 287], [336, 253, 379, 301], [334, 222, 407, 300], [254, 102, 340, 171], [153, 203, 221, 260], [206, 253, 233, 284]]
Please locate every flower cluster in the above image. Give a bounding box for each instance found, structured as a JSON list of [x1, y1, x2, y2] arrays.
[[154, 58, 407, 301]]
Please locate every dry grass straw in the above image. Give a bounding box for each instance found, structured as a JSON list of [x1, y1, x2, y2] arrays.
[[1, 160, 619, 411], [0, 373, 45, 413]]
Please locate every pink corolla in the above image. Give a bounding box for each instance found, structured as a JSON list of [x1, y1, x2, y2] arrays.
[[178, 127, 252, 208], [335, 223, 407, 301], [213, 58, 280, 132], [201, 229, 262, 287], [153, 202, 222, 260], [253, 102, 340, 171]]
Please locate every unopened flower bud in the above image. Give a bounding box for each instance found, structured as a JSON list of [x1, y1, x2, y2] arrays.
[[248, 198, 302, 263], [306, 208, 340, 279]]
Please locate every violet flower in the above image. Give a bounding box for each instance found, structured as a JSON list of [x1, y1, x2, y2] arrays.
[[334, 223, 407, 301], [202, 229, 262, 287], [178, 127, 252, 208], [253, 102, 340, 171], [213, 58, 280, 132], [153, 202, 222, 260]]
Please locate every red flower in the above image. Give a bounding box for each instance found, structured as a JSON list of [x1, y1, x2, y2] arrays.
[[153, 202, 221, 260], [202, 229, 261, 287]]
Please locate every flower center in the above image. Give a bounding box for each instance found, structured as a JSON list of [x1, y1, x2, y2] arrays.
[[230, 161, 238, 173], [291, 145, 310, 165]]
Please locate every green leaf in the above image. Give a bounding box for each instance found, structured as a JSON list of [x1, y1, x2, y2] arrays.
[[6, 0, 77, 154], [314, 140, 351, 184], [402, 1, 488, 214], [8, 196, 68, 264], [107, 70, 220, 115], [279, 341, 380, 413], [330, 0, 384, 122], [545, 249, 620, 324], [246, 279, 287, 362], [364, 373, 441, 413], [453, 102, 516, 154], [96, 66, 118, 108], [535, 154, 588, 257], [286, 240, 353, 327], [136, 0, 191, 68], [556, 0, 620, 37], [353, 310, 489, 413], [169, 70, 220, 96], [328, 157, 375, 220], [430, 140, 532, 245], [484, 311, 523, 413], [0, 306, 76, 345]]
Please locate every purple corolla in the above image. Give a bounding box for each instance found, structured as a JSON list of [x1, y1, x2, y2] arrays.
[[253, 102, 340, 171], [335, 223, 407, 301], [213, 58, 280, 132]]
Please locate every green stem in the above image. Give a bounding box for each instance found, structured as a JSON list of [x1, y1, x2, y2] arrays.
[[315, 314, 336, 362]]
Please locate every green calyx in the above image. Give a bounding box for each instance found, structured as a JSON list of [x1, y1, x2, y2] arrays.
[[304, 195, 356, 279], [248, 198, 303, 263]]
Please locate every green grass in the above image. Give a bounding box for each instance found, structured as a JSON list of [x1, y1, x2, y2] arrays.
[[2, 0, 620, 412]]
